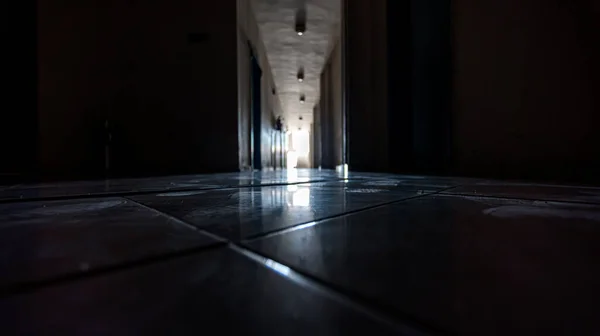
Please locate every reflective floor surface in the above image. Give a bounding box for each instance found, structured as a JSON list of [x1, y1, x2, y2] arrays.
[[1, 169, 599, 335]]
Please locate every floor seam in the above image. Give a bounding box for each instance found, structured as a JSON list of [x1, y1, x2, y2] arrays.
[[124, 197, 228, 243], [440, 191, 600, 206], [229, 243, 448, 336], [0, 243, 227, 299], [0, 198, 234, 298], [0, 178, 366, 204], [243, 186, 459, 242]]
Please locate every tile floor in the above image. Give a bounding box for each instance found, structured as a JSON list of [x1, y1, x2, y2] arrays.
[[0, 169, 598, 335]]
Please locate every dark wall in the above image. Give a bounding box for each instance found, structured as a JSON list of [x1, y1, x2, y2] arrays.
[[319, 66, 332, 168], [237, 36, 252, 171], [384, 0, 599, 183], [386, 0, 452, 175], [318, 39, 343, 169], [37, 2, 118, 179], [260, 68, 282, 170], [410, 0, 452, 174], [237, 0, 283, 171], [386, 0, 411, 175], [330, 40, 343, 167], [345, 0, 389, 172], [312, 105, 322, 168], [453, 0, 600, 183], [2, 0, 37, 183], [37, 0, 239, 180]]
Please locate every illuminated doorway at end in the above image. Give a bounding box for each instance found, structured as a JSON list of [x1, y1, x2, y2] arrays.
[[287, 130, 310, 169]]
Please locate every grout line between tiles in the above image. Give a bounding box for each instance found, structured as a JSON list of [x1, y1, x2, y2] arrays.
[[243, 186, 459, 242], [229, 243, 447, 336], [0, 178, 365, 204], [0, 198, 234, 299], [439, 191, 600, 206], [124, 197, 228, 243], [0, 242, 227, 299]]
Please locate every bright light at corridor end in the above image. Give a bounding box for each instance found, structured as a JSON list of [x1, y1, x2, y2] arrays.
[[292, 130, 310, 156], [287, 151, 298, 169], [287, 129, 310, 169]]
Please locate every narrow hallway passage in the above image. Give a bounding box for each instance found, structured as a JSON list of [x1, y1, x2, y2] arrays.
[[3, 0, 599, 334]]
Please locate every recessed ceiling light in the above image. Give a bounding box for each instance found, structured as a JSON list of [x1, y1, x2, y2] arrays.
[[300, 95, 306, 104], [297, 68, 304, 82], [295, 7, 306, 36]]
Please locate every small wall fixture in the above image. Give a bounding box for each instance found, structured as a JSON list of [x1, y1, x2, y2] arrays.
[[299, 95, 306, 104], [297, 68, 304, 82]]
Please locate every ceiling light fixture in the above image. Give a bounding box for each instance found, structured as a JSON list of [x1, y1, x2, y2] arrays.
[[295, 7, 306, 36], [299, 95, 305, 104], [297, 68, 304, 82]]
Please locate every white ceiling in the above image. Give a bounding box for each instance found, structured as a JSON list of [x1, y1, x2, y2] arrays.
[[251, 0, 340, 129]]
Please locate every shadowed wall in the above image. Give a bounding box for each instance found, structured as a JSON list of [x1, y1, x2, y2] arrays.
[[453, 0, 600, 183], [238, 0, 284, 171], [37, 0, 239, 179]]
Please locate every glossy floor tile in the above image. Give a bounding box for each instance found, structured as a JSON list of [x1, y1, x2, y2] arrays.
[[1, 170, 598, 335], [129, 182, 432, 240], [0, 177, 219, 202], [307, 178, 459, 192], [0, 247, 404, 336], [0, 170, 352, 202], [246, 194, 600, 336], [0, 197, 221, 292], [446, 182, 600, 204]]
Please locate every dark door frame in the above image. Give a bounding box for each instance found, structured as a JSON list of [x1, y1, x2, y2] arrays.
[[385, 0, 452, 175], [341, 0, 348, 169], [249, 44, 263, 170]]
